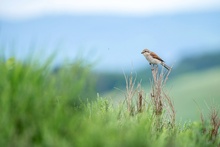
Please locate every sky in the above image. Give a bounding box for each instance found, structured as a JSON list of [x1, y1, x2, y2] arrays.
[[0, 0, 220, 72], [1, 0, 220, 19]]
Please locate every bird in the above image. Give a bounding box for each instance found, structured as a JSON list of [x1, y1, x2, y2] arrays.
[[141, 49, 171, 70]]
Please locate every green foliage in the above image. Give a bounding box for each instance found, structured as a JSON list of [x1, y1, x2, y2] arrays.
[[0, 58, 219, 146], [170, 68, 220, 121], [77, 97, 219, 147], [102, 67, 220, 121], [0, 57, 96, 146]]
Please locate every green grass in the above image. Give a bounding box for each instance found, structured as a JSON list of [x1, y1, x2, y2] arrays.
[[0, 57, 219, 146], [104, 68, 220, 122], [169, 68, 220, 121]]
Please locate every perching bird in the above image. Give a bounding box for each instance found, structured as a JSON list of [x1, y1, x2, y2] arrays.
[[141, 49, 171, 70]]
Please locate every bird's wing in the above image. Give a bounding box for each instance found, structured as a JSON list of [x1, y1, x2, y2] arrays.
[[150, 52, 164, 62]]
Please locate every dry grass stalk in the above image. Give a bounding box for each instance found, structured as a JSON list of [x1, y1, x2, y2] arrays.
[[209, 106, 220, 141], [198, 102, 220, 142], [124, 72, 137, 115], [200, 113, 207, 134], [194, 99, 207, 133], [150, 65, 175, 125], [137, 83, 144, 113], [163, 90, 176, 126], [122, 72, 146, 116], [150, 66, 163, 115]]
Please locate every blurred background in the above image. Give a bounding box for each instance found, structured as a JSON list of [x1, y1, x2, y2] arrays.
[[0, 0, 220, 121]]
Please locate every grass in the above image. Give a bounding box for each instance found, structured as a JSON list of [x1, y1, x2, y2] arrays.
[[106, 67, 220, 121], [0, 57, 219, 146], [169, 68, 220, 121]]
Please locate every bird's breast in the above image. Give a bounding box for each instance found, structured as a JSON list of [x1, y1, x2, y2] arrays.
[[145, 54, 161, 64]]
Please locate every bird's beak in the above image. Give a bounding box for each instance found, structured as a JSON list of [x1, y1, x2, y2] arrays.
[[141, 51, 144, 54]]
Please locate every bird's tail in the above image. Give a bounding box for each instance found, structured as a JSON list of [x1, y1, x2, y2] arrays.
[[161, 62, 171, 71]]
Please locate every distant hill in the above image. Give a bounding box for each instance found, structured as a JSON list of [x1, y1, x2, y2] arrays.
[[172, 51, 220, 74], [95, 51, 220, 93]]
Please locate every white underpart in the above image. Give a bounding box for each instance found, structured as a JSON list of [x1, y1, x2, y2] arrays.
[[144, 53, 162, 64]]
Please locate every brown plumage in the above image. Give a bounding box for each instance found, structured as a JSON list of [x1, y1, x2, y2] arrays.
[[141, 48, 171, 70], [150, 52, 164, 62]]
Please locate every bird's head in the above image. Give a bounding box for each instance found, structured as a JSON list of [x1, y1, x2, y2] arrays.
[[141, 49, 150, 55]]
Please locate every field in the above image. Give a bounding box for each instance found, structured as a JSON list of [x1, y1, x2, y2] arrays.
[[0, 57, 219, 146], [104, 67, 220, 121], [170, 68, 220, 121]]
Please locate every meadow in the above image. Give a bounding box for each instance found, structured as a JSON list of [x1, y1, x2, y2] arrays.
[[0, 57, 219, 146], [169, 68, 220, 121], [103, 67, 220, 121]]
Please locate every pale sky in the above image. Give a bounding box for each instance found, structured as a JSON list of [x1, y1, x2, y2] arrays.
[[1, 0, 220, 19]]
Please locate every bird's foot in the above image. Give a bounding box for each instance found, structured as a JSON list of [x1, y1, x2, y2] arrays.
[[151, 64, 155, 71]]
